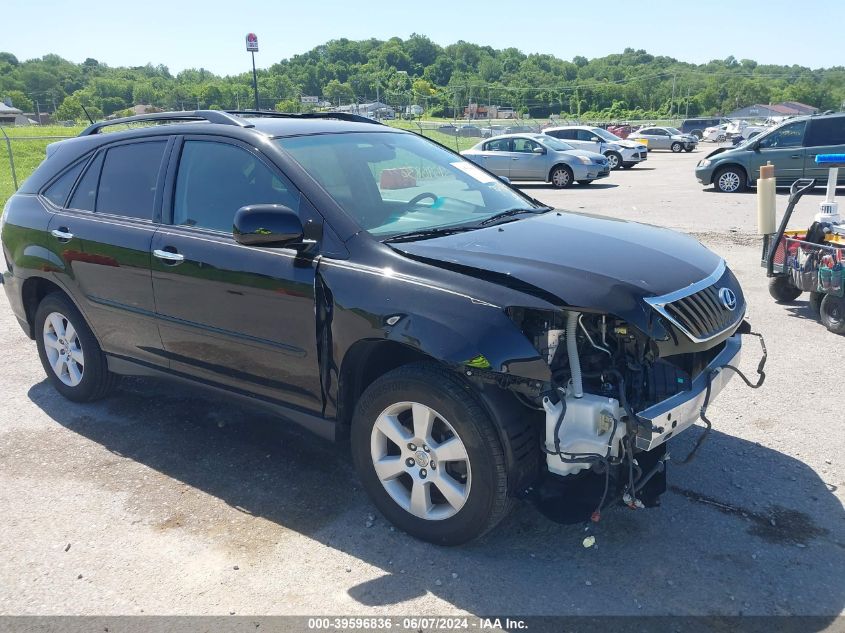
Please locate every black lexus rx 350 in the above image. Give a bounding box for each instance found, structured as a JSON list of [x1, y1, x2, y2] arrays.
[[0, 111, 755, 544]]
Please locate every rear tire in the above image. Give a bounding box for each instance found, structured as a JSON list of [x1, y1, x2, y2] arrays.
[[684, 147, 694, 152], [671, 142, 683, 153], [820, 295, 845, 335], [768, 276, 802, 303], [714, 166, 747, 193], [550, 165, 573, 188], [350, 363, 513, 545], [809, 291, 824, 314], [34, 292, 116, 402], [691, 130, 703, 139]]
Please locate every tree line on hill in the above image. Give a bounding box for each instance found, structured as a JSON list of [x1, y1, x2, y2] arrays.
[[1, 35, 843, 123]]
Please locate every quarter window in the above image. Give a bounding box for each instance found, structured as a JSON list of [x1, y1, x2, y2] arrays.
[[43, 160, 85, 207], [173, 141, 300, 232], [96, 142, 167, 220]]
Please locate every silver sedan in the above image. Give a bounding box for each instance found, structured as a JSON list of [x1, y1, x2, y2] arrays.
[[628, 126, 698, 152], [461, 134, 610, 188]]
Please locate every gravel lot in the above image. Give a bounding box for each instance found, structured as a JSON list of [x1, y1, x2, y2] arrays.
[[0, 146, 843, 619]]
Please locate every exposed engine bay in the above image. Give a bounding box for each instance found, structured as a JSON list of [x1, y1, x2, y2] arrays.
[[505, 307, 762, 521]]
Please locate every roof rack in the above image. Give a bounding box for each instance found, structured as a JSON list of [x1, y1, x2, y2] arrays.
[[79, 110, 253, 136], [225, 110, 384, 126]]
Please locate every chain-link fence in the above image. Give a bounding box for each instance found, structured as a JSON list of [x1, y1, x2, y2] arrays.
[[0, 125, 79, 207]]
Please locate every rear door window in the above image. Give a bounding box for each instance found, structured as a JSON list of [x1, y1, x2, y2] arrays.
[[805, 117, 845, 147], [484, 139, 511, 152], [96, 141, 167, 220], [68, 152, 105, 211]]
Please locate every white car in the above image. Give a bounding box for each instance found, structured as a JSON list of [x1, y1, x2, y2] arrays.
[[702, 124, 730, 142], [543, 125, 647, 169]]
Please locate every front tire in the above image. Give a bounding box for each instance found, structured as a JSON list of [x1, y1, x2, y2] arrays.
[[671, 142, 683, 153], [820, 295, 845, 335], [351, 363, 511, 545], [768, 276, 802, 303], [34, 292, 116, 402], [714, 166, 747, 193], [604, 151, 622, 170], [550, 165, 574, 188]]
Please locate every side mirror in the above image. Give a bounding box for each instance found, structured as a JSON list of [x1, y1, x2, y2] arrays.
[[233, 204, 306, 248], [532, 146, 546, 154], [499, 176, 511, 184], [590, 136, 601, 143]]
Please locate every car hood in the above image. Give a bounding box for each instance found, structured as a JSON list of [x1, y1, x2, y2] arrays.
[[390, 211, 722, 336], [557, 149, 605, 161], [617, 140, 646, 149], [704, 146, 732, 159]]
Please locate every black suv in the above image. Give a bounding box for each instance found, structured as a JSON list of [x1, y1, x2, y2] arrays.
[[680, 117, 728, 139], [1, 111, 754, 544]]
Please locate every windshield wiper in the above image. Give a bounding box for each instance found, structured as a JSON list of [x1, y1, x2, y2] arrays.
[[383, 225, 478, 243], [479, 206, 551, 226]]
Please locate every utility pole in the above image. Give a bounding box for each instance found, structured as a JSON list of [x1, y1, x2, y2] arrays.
[[34, 99, 41, 125], [685, 84, 691, 118], [670, 73, 676, 118]]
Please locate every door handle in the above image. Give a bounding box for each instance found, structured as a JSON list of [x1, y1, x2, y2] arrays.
[[153, 249, 185, 264], [50, 228, 73, 241], [790, 154, 801, 159]]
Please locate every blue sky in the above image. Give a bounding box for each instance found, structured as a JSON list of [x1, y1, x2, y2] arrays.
[[5, 0, 844, 74]]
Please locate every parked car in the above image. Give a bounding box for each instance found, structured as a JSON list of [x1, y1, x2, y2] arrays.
[[543, 125, 647, 169], [702, 124, 730, 143], [628, 126, 698, 152], [607, 125, 632, 139], [680, 117, 729, 139], [456, 125, 483, 138], [462, 134, 610, 187], [437, 124, 458, 134], [695, 111, 845, 192], [481, 126, 505, 138], [2, 109, 752, 545], [730, 129, 764, 146]]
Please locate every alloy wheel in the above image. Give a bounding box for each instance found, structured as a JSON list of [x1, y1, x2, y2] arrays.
[[42, 311, 84, 387], [718, 171, 741, 192], [605, 153, 620, 169], [370, 401, 471, 520]]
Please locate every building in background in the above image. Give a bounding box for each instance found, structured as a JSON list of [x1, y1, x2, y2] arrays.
[[726, 101, 818, 119]]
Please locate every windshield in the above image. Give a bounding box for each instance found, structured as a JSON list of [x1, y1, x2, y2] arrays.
[[666, 127, 683, 135], [278, 132, 541, 238], [537, 136, 575, 151], [592, 128, 622, 142]]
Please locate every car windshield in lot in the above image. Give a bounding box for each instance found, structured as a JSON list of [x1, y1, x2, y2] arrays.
[[538, 136, 576, 152], [278, 132, 543, 238], [666, 127, 683, 135], [593, 128, 623, 142]]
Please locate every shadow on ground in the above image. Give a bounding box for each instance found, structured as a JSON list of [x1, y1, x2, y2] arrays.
[[28, 378, 845, 619]]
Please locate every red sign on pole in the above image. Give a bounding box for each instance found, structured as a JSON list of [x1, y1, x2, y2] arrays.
[[245, 33, 259, 52]]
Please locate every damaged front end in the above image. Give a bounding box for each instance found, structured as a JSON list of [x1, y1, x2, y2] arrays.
[[506, 295, 766, 524]]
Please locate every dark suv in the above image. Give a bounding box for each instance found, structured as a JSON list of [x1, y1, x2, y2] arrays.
[[1, 111, 754, 544], [680, 117, 728, 139]]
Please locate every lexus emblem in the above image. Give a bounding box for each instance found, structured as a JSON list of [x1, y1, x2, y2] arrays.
[[718, 287, 737, 311]]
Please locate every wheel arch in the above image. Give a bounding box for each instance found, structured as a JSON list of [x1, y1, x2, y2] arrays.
[[20, 276, 73, 339], [547, 162, 573, 183], [336, 341, 541, 494], [714, 162, 749, 186]]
